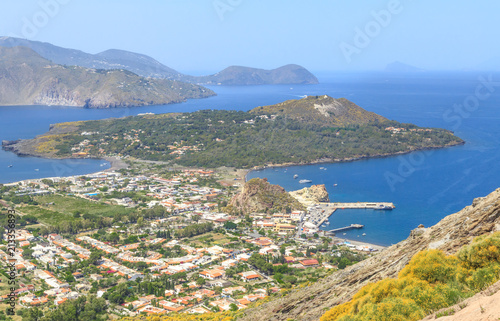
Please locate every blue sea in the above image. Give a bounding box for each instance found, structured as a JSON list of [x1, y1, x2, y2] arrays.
[[2, 71, 500, 245]]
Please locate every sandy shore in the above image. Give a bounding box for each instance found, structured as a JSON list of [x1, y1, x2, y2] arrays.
[[102, 156, 129, 172], [332, 237, 387, 251]]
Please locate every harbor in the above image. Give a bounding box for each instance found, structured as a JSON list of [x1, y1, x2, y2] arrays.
[[311, 202, 395, 228]]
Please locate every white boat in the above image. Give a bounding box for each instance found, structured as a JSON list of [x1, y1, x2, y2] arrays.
[[34, 169, 39, 171], [319, 167, 325, 170], [299, 179, 312, 184], [362, 233, 366, 236], [8, 165, 13, 168], [293, 174, 299, 179], [333, 183, 338, 187]]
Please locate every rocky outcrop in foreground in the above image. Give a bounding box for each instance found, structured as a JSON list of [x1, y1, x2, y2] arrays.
[[290, 184, 329, 206], [421, 279, 500, 321], [239, 188, 500, 321]]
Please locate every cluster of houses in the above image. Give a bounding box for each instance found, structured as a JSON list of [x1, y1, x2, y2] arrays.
[[385, 126, 434, 134]]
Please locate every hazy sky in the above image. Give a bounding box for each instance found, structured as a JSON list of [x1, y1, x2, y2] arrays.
[[1, 0, 499, 73]]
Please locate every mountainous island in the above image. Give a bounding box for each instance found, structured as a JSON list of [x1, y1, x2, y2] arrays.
[[0, 46, 215, 108], [2, 95, 464, 167], [0, 37, 318, 85]]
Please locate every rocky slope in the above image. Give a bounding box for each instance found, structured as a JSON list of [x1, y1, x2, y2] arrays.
[[229, 178, 305, 214], [0, 37, 318, 85], [290, 184, 330, 206], [251, 95, 387, 126], [239, 188, 500, 321], [0, 46, 214, 108], [421, 279, 500, 321]]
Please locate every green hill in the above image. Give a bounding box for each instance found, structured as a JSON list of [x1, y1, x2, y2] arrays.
[[251, 95, 386, 126], [0, 46, 215, 108]]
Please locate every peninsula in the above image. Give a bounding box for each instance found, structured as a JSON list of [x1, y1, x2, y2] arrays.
[[2, 95, 464, 168]]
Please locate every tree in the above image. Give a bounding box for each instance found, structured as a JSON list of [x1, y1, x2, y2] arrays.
[[223, 221, 237, 230], [229, 303, 239, 311], [137, 216, 144, 227]]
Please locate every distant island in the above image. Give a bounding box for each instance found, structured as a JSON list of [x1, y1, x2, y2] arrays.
[[384, 61, 425, 72], [183, 64, 319, 85], [3, 95, 464, 168], [0, 36, 318, 86], [0, 46, 214, 108]]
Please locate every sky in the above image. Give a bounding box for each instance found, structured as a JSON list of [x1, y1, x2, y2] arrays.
[[1, 0, 499, 74]]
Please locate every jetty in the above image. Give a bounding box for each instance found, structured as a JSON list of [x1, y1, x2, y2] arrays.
[[328, 202, 395, 210], [330, 224, 364, 233]]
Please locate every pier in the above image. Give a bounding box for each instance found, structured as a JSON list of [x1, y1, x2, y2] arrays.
[[327, 202, 395, 210], [330, 224, 364, 233]]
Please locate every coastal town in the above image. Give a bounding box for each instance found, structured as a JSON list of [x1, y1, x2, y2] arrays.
[[0, 164, 382, 319]]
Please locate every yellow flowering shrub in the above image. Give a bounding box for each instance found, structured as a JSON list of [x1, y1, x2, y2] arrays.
[[321, 232, 500, 321]]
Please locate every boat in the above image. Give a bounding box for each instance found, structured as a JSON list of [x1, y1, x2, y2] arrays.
[[8, 165, 13, 168], [362, 233, 366, 236], [299, 179, 312, 184], [34, 169, 39, 171], [319, 167, 325, 170], [293, 174, 299, 179], [333, 183, 338, 187], [374, 204, 394, 210], [343, 233, 346, 235]]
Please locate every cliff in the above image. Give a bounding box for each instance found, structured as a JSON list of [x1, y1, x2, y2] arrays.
[[239, 188, 500, 321], [0, 46, 215, 108], [290, 184, 330, 206], [229, 178, 305, 214]]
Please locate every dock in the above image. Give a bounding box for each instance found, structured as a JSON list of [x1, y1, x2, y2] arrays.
[[330, 224, 364, 233], [327, 202, 395, 210]]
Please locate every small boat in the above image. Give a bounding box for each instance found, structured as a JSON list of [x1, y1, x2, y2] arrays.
[[319, 167, 325, 170], [293, 174, 299, 179], [8, 165, 13, 168], [34, 169, 39, 171], [362, 233, 366, 236], [343, 233, 346, 235], [375, 204, 394, 210], [299, 179, 312, 184], [333, 184, 338, 187]]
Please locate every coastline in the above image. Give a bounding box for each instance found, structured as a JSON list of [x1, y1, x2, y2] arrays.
[[102, 156, 129, 172], [332, 237, 387, 252], [247, 141, 466, 174]]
